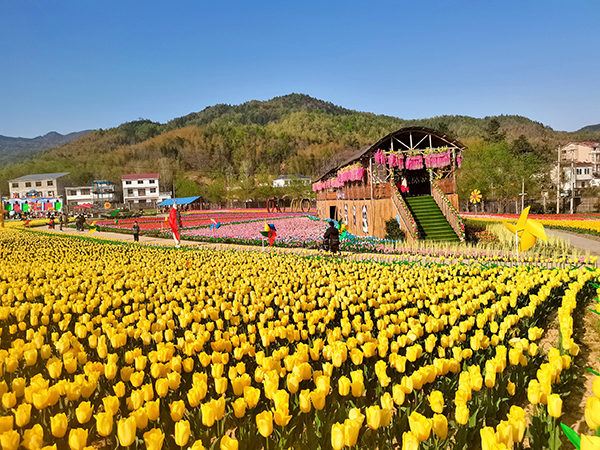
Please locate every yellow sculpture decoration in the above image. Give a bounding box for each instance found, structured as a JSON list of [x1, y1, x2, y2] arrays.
[[502, 206, 547, 252]]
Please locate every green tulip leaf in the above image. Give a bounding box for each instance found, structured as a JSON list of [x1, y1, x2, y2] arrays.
[[587, 368, 600, 376], [560, 423, 580, 449]]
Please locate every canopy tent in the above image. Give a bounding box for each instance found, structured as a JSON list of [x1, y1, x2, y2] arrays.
[[74, 203, 93, 209], [157, 196, 201, 207]]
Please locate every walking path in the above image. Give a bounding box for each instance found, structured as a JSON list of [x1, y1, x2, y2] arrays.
[[545, 229, 600, 256], [33, 224, 600, 266]]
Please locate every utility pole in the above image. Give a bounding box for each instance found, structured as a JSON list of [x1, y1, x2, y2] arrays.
[[570, 158, 575, 215], [520, 178, 526, 211], [556, 145, 561, 214]]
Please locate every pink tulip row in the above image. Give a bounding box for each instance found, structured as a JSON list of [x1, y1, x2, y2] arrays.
[[183, 217, 327, 242]]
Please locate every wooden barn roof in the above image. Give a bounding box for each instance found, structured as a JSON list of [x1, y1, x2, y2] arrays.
[[314, 127, 466, 182]]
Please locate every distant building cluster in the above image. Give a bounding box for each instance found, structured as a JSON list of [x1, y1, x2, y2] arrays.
[[554, 142, 600, 192], [272, 174, 311, 188], [3, 172, 171, 213]]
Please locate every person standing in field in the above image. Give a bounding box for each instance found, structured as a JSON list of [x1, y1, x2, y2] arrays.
[[323, 221, 340, 254], [132, 221, 140, 242]]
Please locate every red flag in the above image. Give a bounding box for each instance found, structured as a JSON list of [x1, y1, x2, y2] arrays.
[[168, 207, 180, 242]]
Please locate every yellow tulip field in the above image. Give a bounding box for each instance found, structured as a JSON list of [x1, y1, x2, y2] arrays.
[[0, 225, 598, 449]]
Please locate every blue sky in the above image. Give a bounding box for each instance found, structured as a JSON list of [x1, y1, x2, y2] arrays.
[[1, 1, 598, 138]]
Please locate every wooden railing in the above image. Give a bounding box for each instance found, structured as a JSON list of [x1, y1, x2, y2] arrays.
[[431, 180, 465, 241], [389, 176, 418, 241]]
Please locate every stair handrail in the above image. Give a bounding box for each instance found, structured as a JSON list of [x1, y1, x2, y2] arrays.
[[431, 180, 466, 241], [390, 173, 419, 240]]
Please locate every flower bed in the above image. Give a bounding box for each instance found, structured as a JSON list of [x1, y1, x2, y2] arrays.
[[0, 226, 597, 449]]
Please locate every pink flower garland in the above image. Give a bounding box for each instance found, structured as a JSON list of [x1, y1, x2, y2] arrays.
[[405, 155, 424, 170], [387, 153, 404, 168], [424, 150, 451, 169]]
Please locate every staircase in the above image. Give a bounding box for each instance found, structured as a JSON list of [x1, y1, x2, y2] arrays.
[[404, 196, 460, 241]]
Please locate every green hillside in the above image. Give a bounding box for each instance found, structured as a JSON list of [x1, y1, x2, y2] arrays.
[[1, 94, 599, 201]]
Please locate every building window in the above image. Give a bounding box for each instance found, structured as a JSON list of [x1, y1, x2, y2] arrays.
[[48, 191, 54, 197], [150, 188, 156, 194], [585, 168, 590, 174], [128, 189, 134, 195], [81, 189, 90, 195], [11, 183, 18, 188], [149, 179, 156, 184], [138, 189, 146, 196], [47, 180, 53, 186], [25, 182, 31, 187], [125, 181, 132, 185], [138, 180, 143, 184], [36, 181, 42, 187], [67, 190, 76, 196]]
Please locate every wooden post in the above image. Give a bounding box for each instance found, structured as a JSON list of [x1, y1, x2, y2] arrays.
[[369, 158, 374, 200]]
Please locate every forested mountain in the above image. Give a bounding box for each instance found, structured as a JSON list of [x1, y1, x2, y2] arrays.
[[1, 94, 599, 201], [578, 123, 600, 134], [0, 130, 90, 164]]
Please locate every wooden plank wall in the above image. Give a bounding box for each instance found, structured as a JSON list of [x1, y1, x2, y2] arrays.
[[316, 198, 395, 239]]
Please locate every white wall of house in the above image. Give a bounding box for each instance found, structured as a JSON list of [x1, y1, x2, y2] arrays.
[[9, 174, 67, 199], [122, 175, 160, 206]]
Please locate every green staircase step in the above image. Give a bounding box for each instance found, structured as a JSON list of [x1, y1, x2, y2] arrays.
[[403, 195, 459, 242]]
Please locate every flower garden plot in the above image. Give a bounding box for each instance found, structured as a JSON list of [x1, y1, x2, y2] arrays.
[[95, 210, 304, 232], [0, 226, 598, 449]]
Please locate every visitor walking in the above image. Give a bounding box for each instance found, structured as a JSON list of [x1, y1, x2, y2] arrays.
[[132, 221, 140, 242]]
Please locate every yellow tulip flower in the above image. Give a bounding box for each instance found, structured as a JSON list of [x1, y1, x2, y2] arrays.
[[2, 392, 16, 409], [232, 398, 247, 418], [117, 416, 137, 446], [146, 399, 160, 421], [0, 415, 13, 433], [408, 411, 431, 442], [220, 435, 238, 450], [143, 428, 165, 450], [175, 419, 191, 447], [201, 401, 216, 427], [155, 379, 169, 398], [256, 410, 273, 437], [113, 382, 126, 398], [170, 400, 185, 422], [587, 397, 600, 430], [402, 431, 419, 450], [432, 414, 448, 439], [527, 380, 541, 405], [366, 406, 381, 430], [22, 423, 43, 450], [14, 403, 32, 427], [0, 429, 20, 450], [331, 422, 345, 450], [50, 412, 68, 438], [310, 389, 326, 411], [131, 408, 149, 429], [455, 404, 469, 425], [243, 386, 260, 409], [581, 435, 600, 450], [299, 389, 312, 413], [428, 390, 444, 414], [68, 428, 88, 450], [95, 412, 114, 437]]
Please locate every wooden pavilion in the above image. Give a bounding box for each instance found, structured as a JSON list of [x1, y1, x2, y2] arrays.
[[313, 127, 467, 241]]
